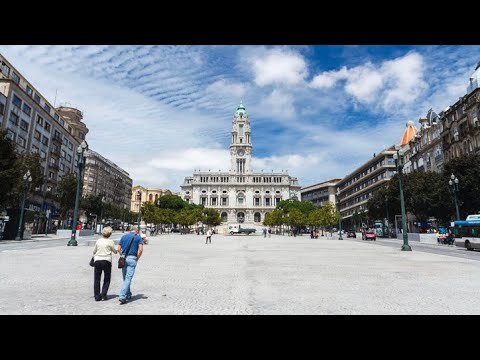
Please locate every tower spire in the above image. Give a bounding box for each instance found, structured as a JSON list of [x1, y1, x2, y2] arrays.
[[230, 102, 252, 174]]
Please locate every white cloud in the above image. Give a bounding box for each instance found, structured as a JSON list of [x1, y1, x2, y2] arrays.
[[147, 148, 230, 172], [247, 48, 308, 86], [256, 89, 296, 120], [310, 66, 348, 89], [2, 45, 479, 195], [309, 52, 426, 111], [206, 79, 247, 98]]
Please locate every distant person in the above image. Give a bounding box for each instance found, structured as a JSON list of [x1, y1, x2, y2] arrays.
[[206, 229, 212, 244], [263, 228, 267, 238], [141, 233, 148, 245], [117, 227, 144, 305], [92, 226, 117, 301], [268, 228, 271, 237]]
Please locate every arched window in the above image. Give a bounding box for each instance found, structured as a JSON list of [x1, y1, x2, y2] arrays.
[[237, 212, 245, 223], [221, 212, 228, 222], [254, 212, 261, 222], [149, 194, 153, 202], [237, 192, 245, 206], [155, 194, 158, 201]]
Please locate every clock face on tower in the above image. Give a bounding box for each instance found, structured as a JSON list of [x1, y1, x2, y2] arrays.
[[237, 149, 245, 156]]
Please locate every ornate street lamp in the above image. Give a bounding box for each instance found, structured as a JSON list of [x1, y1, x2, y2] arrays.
[[68, 140, 88, 246], [15, 170, 32, 240], [448, 174, 460, 221], [393, 145, 412, 251], [336, 188, 343, 240]]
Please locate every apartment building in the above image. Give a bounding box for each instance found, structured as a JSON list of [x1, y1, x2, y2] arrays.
[[0, 53, 89, 233], [83, 150, 133, 211], [441, 63, 480, 162], [337, 147, 397, 222], [300, 178, 341, 208]]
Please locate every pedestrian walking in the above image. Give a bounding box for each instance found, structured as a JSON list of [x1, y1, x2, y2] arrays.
[[268, 228, 271, 237], [92, 226, 117, 301], [206, 229, 212, 244], [117, 227, 144, 305], [263, 228, 267, 238]]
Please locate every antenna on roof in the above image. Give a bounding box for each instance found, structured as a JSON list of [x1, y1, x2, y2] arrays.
[[54, 88, 58, 107]]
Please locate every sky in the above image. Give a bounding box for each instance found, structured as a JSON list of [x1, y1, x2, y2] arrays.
[[1, 45, 479, 191]]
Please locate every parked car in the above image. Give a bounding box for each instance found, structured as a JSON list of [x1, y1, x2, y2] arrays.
[[362, 229, 376, 241], [347, 230, 356, 238]]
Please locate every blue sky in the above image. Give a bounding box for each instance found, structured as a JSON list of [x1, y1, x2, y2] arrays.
[[1, 45, 479, 191]]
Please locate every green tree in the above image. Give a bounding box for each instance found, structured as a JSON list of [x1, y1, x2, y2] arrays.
[[141, 202, 158, 225], [321, 201, 340, 232], [277, 199, 315, 215], [57, 173, 77, 220], [0, 132, 43, 211], [176, 208, 199, 229], [157, 194, 186, 210], [403, 171, 452, 224], [287, 208, 306, 232], [81, 194, 102, 220], [443, 154, 480, 220], [0, 129, 18, 210], [307, 208, 323, 229], [202, 208, 222, 227]]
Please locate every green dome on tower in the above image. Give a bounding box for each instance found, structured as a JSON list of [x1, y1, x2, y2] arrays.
[[235, 101, 248, 118]]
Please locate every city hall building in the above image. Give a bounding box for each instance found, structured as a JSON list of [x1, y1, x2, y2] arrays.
[[181, 102, 301, 224]]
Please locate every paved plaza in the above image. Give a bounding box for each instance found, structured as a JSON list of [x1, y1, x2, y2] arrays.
[[1, 233, 480, 314]]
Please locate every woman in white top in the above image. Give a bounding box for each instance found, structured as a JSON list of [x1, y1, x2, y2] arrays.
[[92, 226, 117, 301]]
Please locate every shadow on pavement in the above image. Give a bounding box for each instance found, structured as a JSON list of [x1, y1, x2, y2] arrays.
[[128, 294, 148, 303]]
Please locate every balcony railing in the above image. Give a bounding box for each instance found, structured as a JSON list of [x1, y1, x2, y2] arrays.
[[52, 134, 62, 143]]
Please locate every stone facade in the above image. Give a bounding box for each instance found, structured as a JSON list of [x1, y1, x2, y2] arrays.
[[181, 103, 301, 225], [130, 185, 178, 212], [300, 179, 341, 207], [0, 53, 89, 232], [83, 149, 132, 211], [440, 65, 480, 162], [407, 109, 444, 173], [337, 147, 397, 220]]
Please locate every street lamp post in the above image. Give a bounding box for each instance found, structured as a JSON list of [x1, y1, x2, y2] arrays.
[[449, 174, 460, 221], [68, 140, 88, 246], [15, 170, 32, 240], [336, 188, 343, 240], [122, 204, 127, 233], [385, 195, 390, 238], [137, 190, 142, 232], [99, 195, 106, 230], [393, 146, 412, 251]]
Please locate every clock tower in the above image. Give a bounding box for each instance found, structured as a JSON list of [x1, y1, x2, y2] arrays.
[[230, 101, 252, 174]]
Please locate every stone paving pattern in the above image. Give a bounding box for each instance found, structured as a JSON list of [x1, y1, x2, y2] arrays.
[[1, 233, 479, 314]]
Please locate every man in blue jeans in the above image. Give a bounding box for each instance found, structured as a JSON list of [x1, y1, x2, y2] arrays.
[[117, 228, 144, 305]]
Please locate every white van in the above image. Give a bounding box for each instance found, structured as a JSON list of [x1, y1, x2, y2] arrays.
[[228, 224, 256, 235]]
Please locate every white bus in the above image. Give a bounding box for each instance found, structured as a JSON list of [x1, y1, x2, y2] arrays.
[[453, 215, 480, 251]]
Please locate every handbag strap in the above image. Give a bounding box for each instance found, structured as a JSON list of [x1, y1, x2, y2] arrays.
[[122, 233, 137, 257]]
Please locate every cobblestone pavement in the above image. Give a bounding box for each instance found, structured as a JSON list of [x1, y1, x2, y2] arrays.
[[1, 233, 480, 314]]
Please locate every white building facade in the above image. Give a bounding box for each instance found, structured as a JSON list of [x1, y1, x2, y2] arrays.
[[181, 102, 301, 224]]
